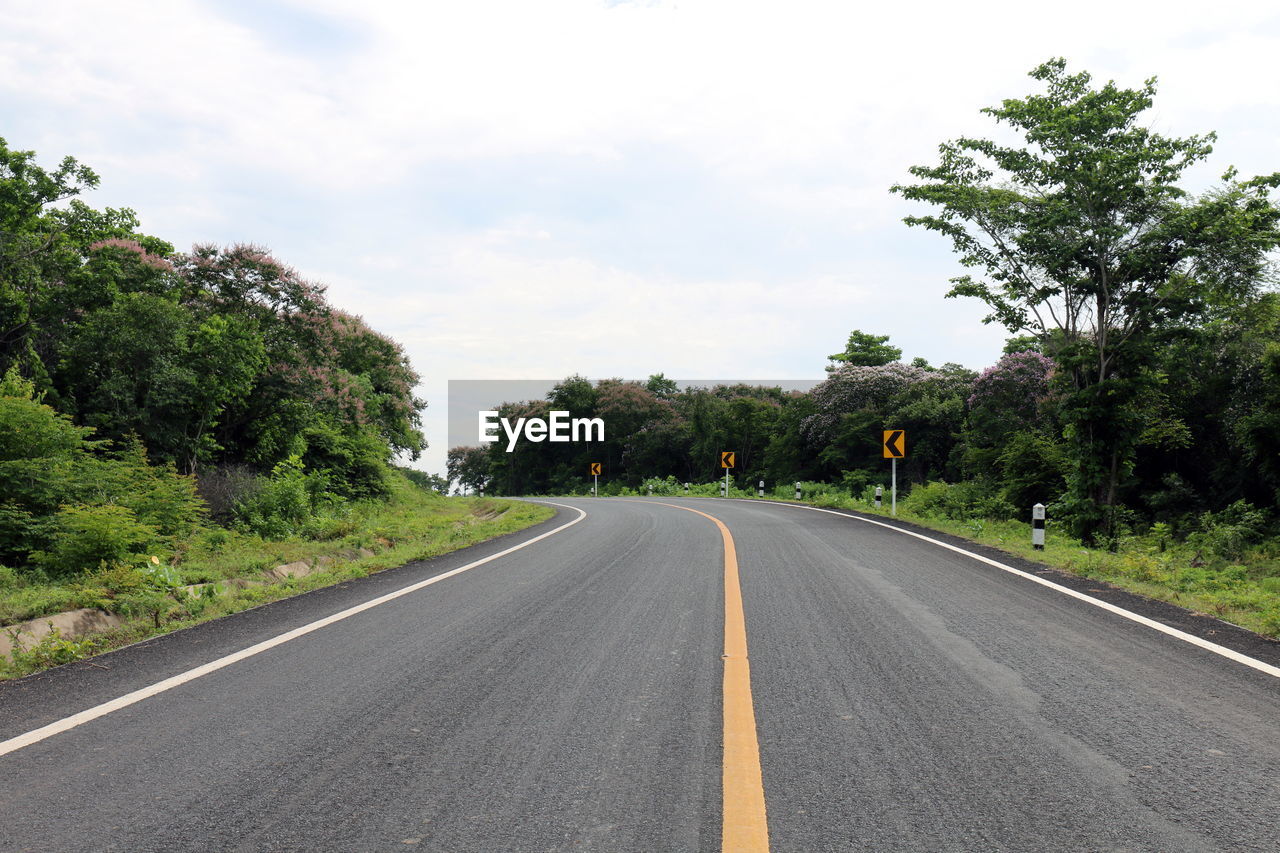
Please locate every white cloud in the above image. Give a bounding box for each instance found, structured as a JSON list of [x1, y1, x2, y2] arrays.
[[2, 0, 1278, 474]]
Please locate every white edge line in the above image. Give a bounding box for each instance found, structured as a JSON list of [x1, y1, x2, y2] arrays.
[[0, 501, 587, 758], [705, 497, 1280, 681]]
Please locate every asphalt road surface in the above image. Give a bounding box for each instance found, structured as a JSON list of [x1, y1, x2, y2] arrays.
[[2, 497, 1278, 852]]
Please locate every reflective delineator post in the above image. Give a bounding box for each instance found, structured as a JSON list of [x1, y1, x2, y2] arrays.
[[794, 481, 801, 501], [648, 484, 653, 496], [875, 485, 883, 509], [758, 480, 764, 498], [720, 479, 726, 497], [684, 482, 690, 495], [1032, 503, 1046, 550]]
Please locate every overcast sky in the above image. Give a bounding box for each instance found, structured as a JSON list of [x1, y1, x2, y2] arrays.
[[3, 0, 1278, 474]]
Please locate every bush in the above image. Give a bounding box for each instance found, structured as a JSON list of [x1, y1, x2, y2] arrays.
[[791, 481, 849, 502], [901, 480, 1016, 521], [1188, 501, 1270, 562], [196, 464, 261, 522], [0, 564, 21, 590], [640, 475, 683, 496], [996, 430, 1068, 510], [32, 504, 159, 577], [1173, 564, 1249, 593], [300, 421, 391, 501], [232, 455, 340, 538], [104, 439, 206, 540]]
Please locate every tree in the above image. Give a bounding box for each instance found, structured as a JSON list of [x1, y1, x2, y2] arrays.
[[645, 373, 679, 399], [892, 59, 1280, 544], [828, 330, 902, 366], [446, 446, 491, 494]]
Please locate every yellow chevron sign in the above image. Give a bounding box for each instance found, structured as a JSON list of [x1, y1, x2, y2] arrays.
[[882, 430, 905, 459]]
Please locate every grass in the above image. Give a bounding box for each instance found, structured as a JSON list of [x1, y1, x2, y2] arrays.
[[0, 476, 553, 680]]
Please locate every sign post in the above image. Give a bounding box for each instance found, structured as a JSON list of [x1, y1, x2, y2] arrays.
[[720, 451, 735, 497], [590, 462, 601, 497], [882, 430, 905, 516]]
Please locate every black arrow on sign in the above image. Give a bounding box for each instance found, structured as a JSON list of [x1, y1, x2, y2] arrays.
[[884, 430, 904, 458]]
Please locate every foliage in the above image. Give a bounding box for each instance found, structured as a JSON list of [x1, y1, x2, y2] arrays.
[[900, 480, 1017, 522], [0, 136, 429, 579], [4, 626, 104, 670], [1187, 501, 1270, 562], [447, 445, 491, 494], [31, 504, 159, 577], [828, 329, 902, 366], [398, 466, 449, 493], [2, 474, 555, 678], [231, 455, 335, 539], [892, 58, 1280, 544]]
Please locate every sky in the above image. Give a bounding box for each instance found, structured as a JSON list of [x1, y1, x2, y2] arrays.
[[3, 0, 1278, 474]]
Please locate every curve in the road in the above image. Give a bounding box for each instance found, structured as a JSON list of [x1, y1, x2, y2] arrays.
[[0, 501, 587, 759], [736, 498, 1280, 680], [652, 501, 769, 853]]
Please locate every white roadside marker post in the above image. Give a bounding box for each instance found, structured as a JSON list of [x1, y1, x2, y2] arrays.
[[648, 484, 653, 496], [875, 485, 883, 509], [758, 480, 764, 498], [891, 457, 897, 516], [684, 482, 690, 495], [794, 481, 801, 501], [1032, 503, 1046, 550]]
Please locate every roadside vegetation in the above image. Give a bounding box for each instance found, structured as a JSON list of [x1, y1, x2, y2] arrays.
[[451, 60, 1280, 639], [0, 136, 552, 678], [0, 472, 552, 679]]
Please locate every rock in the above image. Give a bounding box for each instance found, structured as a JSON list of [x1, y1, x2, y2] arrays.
[[265, 560, 313, 581], [0, 608, 124, 659], [357, 547, 376, 559], [225, 578, 266, 590], [313, 555, 336, 570]]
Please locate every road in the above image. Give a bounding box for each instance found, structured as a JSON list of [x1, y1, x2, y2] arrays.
[[2, 497, 1278, 852]]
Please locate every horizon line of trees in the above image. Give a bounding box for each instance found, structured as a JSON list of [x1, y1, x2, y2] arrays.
[[449, 310, 1280, 544]]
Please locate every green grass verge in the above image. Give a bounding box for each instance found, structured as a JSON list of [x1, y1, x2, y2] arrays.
[[0, 479, 553, 680]]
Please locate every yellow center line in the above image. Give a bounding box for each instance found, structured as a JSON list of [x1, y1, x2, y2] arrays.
[[653, 501, 769, 853]]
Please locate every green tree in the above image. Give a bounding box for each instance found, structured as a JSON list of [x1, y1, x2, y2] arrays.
[[645, 373, 680, 399], [828, 330, 902, 366], [892, 59, 1280, 544], [447, 445, 491, 494]]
